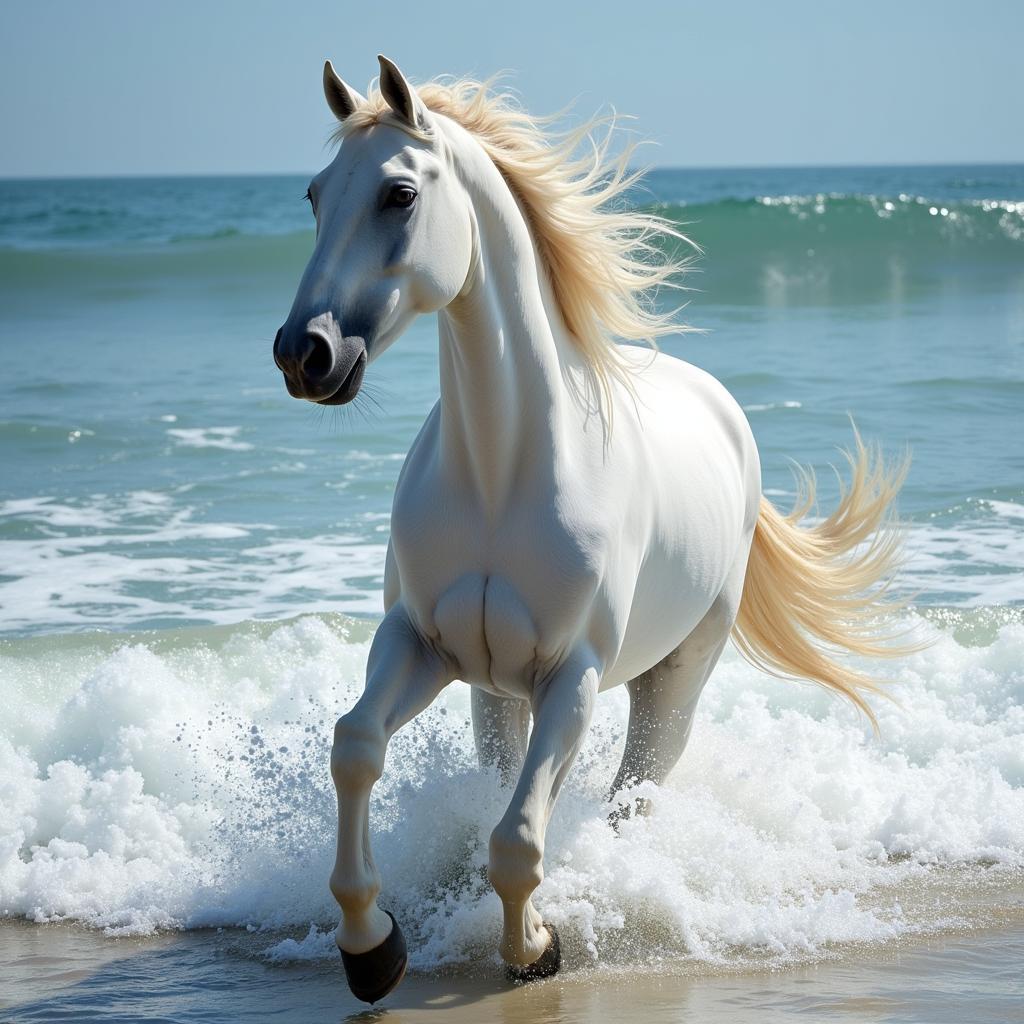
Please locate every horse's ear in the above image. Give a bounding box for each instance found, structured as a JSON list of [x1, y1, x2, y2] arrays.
[[323, 60, 365, 122], [377, 55, 429, 130]]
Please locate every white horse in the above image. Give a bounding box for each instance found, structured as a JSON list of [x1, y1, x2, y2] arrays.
[[273, 55, 906, 1003]]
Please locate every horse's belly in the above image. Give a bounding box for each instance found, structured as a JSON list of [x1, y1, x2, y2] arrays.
[[603, 551, 735, 689]]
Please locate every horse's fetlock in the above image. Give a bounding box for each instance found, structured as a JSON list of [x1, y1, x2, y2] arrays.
[[488, 818, 544, 897], [329, 867, 380, 913]]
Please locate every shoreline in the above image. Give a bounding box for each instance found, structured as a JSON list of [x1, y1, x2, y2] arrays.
[[3, 906, 1022, 1023]]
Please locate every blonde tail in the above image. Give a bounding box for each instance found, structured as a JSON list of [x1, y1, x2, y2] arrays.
[[732, 432, 914, 729]]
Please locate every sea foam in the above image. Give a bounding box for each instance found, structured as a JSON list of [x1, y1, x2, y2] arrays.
[[2, 492, 1021, 636], [1, 612, 1020, 967]]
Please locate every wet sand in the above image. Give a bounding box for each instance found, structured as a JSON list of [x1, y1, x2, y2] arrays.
[[2, 915, 1021, 1024]]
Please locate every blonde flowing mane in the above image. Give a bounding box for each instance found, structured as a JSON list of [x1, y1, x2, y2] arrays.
[[334, 78, 693, 407]]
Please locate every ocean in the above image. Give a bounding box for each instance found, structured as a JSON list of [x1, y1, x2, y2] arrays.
[[0, 165, 1022, 1021]]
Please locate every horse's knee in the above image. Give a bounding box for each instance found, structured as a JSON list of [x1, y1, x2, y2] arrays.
[[331, 712, 386, 789], [488, 817, 544, 901]]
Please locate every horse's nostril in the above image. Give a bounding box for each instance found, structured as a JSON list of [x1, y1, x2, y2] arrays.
[[273, 328, 285, 370], [303, 333, 334, 382]]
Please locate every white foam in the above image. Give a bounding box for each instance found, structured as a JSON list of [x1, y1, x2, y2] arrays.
[[1, 490, 1019, 637], [901, 498, 1024, 606], [165, 426, 254, 451], [0, 492, 386, 634], [742, 400, 803, 412], [1, 613, 1020, 967]]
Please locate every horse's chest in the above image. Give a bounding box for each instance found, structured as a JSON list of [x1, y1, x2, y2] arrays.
[[426, 572, 540, 698], [390, 489, 605, 698]]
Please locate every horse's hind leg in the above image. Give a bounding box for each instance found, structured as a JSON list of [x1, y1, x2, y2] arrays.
[[471, 688, 530, 786], [609, 573, 743, 817]]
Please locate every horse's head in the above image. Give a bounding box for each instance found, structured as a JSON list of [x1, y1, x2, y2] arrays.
[[274, 56, 474, 405]]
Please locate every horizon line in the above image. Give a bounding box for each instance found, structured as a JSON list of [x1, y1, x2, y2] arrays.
[[2, 159, 1023, 184]]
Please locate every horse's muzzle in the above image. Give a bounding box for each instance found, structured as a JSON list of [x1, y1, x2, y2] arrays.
[[273, 323, 366, 405]]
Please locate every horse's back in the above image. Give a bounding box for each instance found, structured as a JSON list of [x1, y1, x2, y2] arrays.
[[617, 348, 760, 530]]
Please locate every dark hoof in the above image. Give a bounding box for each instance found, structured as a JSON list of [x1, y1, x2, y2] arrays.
[[339, 911, 408, 1004], [507, 922, 561, 982]]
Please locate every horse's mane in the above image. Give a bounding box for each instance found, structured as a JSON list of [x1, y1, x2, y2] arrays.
[[334, 78, 694, 406]]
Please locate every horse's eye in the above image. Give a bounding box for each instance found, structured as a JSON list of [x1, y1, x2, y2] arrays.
[[387, 186, 417, 209]]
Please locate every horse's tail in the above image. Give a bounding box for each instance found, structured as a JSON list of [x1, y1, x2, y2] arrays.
[[731, 432, 914, 730]]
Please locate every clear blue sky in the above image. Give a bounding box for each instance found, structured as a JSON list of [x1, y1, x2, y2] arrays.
[[1, 0, 1021, 177]]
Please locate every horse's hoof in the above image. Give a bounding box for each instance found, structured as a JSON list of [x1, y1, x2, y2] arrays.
[[338, 911, 408, 1004], [506, 922, 561, 982]]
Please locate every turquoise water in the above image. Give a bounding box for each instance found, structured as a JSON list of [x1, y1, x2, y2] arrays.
[[0, 168, 1022, 1015], [1, 166, 1022, 633]]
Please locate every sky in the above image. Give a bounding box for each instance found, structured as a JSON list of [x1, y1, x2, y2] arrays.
[[1, 0, 1021, 177]]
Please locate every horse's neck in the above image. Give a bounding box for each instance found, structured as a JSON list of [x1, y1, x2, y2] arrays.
[[437, 196, 574, 515]]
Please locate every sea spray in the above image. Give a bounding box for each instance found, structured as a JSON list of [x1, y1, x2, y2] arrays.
[[1, 611, 1020, 967]]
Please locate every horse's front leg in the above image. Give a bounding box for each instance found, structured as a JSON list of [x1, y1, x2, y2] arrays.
[[488, 651, 600, 976], [330, 607, 451, 1002]]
